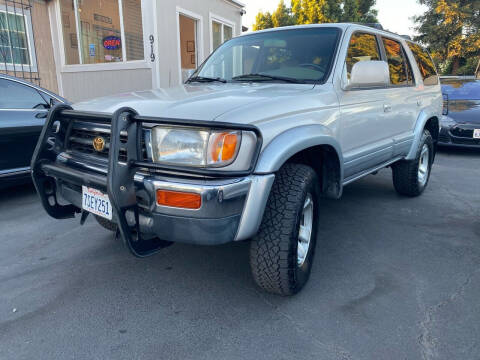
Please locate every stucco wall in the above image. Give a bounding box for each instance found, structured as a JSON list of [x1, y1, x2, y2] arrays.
[[60, 68, 152, 102], [45, 0, 241, 102]]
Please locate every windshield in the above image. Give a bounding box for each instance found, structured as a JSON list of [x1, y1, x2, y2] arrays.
[[191, 27, 341, 84]]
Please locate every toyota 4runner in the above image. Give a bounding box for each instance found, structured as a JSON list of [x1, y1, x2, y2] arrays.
[[32, 24, 442, 295]]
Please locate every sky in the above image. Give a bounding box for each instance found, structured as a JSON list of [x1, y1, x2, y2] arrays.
[[241, 0, 428, 37]]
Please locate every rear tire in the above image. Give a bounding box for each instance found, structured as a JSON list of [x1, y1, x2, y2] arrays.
[[95, 215, 117, 232], [249, 163, 319, 296], [392, 129, 434, 197]]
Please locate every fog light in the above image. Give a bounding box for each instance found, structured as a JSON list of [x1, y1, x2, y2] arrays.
[[156, 190, 201, 209]]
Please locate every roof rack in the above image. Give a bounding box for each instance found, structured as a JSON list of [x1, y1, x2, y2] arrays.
[[353, 23, 383, 30], [353, 23, 413, 41]]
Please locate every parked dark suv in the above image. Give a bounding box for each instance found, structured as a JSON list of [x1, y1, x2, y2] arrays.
[[0, 74, 68, 188], [439, 77, 480, 148]]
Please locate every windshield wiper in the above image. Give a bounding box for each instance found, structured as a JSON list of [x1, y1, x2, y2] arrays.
[[232, 73, 302, 84], [187, 76, 227, 83]]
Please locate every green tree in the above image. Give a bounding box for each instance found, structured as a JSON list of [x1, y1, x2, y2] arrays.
[[357, 0, 378, 23], [253, 11, 274, 31], [272, 0, 296, 27], [414, 0, 480, 75], [342, 0, 361, 22], [254, 0, 378, 30]]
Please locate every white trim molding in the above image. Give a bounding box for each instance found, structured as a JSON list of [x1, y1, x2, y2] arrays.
[[222, 0, 245, 9], [60, 60, 151, 73]]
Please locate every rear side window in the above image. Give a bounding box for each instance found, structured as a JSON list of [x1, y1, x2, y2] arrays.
[[407, 42, 438, 85], [382, 38, 412, 86], [0, 79, 48, 109], [345, 32, 381, 79]]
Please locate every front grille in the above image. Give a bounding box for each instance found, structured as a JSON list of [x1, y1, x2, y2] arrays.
[[451, 137, 480, 146], [67, 121, 148, 162], [450, 126, 474, 138]]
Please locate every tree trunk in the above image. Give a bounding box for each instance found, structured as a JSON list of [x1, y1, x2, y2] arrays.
[[451, 57, 460, 75]]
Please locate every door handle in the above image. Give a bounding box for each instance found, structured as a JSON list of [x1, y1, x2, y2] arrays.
[[35, 112, 47, 119], [383, 104, 392, 113]]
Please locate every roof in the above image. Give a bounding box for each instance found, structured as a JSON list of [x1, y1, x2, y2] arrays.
[[0, 73, 68, 103], [240, 23, 420, 45], [225, 0, 245, 8]]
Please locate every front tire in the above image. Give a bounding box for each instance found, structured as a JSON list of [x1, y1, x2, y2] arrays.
[[249, 163, 319, 296], [392, 129, 434, 197], [95, 215, 117, 232]]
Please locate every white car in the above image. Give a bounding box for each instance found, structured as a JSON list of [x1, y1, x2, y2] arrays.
[[32, 23, 442, 295]]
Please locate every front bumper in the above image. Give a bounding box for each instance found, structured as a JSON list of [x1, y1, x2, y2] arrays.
[[439, 125, 480, 147], [31, 105, 271, 257], [51, 160, 274, 245]]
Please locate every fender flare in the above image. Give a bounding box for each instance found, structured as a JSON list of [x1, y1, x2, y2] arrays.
[[405, 110, 439, 160], [254, 125, 344, 199]]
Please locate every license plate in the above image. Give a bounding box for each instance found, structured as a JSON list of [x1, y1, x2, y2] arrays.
[[474, 129, 480, 139], [82, 186, 112, 220]]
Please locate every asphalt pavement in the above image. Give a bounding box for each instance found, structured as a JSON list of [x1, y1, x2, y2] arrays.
[[1, 148, 479, 360]]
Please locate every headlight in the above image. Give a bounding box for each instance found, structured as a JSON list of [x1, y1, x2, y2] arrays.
[[151, 126, 242, 167]]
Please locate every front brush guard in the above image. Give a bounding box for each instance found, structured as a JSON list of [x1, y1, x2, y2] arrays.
[[32, 105, 262, 257], [107, 107, 171, 257], [31, 104, 79, 220], [31, 105, 170, 257]]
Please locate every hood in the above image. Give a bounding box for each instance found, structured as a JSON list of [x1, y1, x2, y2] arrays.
[[73, 83, 314, 122], [447, 100, 480, 125]]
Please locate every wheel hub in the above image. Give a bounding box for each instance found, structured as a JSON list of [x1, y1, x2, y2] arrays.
[[418, 144, 430, 186], [297, 193, 314, 267]]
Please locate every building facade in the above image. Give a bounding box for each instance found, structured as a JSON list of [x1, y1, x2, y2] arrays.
[[0, 0, 244, 102]]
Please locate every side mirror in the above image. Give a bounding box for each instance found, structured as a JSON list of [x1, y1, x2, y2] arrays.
[[344, 60, 390, 90]]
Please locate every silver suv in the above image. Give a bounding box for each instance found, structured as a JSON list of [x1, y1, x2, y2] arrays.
[[32, 24, 442, 295]]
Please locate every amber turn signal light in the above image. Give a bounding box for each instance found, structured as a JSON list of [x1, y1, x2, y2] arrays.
[[210, 132, 239, 164], [156, 190, 202, 209]]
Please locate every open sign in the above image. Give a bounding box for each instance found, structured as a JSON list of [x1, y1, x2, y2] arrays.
[[103, 36, 121, 50]]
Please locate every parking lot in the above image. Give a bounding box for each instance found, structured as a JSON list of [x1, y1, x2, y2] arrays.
[[0, 148, 479, 360]]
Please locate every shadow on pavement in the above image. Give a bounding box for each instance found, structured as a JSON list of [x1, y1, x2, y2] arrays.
[[437, 145, 480, 157]]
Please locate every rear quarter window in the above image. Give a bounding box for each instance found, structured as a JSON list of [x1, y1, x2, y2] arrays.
[[407, 42, 438, 86], [0, 79, 48, 109]]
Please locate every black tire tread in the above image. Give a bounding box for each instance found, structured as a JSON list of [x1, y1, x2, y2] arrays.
[[95, 215, 117, 232], [392, 129, 433, 197], [250, 163, 316, 296]]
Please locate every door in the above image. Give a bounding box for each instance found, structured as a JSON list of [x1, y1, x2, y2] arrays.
[[0, 79, 49, 172], [178, 14, 199, 83], [380, 37, 418, 157], [338, 32, 394, 179]]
